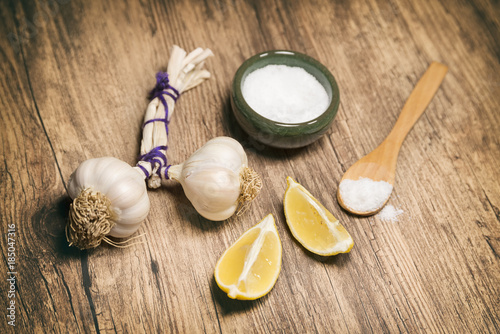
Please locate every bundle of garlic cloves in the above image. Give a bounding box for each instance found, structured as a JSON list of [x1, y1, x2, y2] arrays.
[[66, 45, 262, 250], [66, 45, 214, 249]]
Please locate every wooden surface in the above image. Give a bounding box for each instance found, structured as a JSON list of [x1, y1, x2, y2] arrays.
[[1, 0, 499, 332]]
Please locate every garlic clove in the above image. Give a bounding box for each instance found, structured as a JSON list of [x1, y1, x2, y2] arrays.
[[68, 158, 96, 198], [108, 219, 145, 238], [113, 192, 150, 226], [181, 167, 241, 221], [201, 137, 248, 170], [183, 137, 248, 174], [198, 204, 239, 222], [105, 172, 147, 209], [94, 157, 125, 192]]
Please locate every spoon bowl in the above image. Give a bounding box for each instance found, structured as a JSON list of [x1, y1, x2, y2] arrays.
[[337, 62, 448, 216]]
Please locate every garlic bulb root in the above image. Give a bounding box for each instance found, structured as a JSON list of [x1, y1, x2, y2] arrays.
[[236, 166, 263, 215], [66, 188, 116, 249]]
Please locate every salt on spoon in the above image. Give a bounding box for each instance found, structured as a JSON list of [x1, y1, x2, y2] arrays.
[[337, 62, 448, 216]]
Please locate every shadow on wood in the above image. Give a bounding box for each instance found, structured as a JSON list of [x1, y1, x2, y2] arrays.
[[31, 195, 82, 259], [160, 184, 228, 232], [210, 275, 267, 315]]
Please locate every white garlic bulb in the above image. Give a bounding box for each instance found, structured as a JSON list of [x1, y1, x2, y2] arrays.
[[168, 137, 261, 221], [67, 157, 150, 249]]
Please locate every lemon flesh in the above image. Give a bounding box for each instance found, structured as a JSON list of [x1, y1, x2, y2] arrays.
[[214, 214, 282, 300], [284, 177, 354, 256]]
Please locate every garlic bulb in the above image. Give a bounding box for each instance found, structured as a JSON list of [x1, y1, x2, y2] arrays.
[[67, 157, 150, 249], [168, 136, 262, 221]]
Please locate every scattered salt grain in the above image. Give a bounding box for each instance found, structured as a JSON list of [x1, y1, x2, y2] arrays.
[[338, 177, 393, 213], [242, 64, 330, 123], [377, 205, 404, 222]]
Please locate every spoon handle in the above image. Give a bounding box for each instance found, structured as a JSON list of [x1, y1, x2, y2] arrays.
[[385, 62, 448, 147]]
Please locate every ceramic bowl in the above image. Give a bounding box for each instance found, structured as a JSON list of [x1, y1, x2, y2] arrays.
[[231, 50, 339, 149]]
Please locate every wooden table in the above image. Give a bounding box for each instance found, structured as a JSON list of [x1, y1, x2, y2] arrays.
[[1, 0, 499, 332]]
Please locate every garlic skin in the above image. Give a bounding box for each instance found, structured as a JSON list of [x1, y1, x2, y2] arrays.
[[168, 137, 252, 221], [68, 157, 150, 238]]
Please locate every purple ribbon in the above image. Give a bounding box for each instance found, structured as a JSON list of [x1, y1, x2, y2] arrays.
[[146, 72, 180, 135], [137, 72, 181, 179]]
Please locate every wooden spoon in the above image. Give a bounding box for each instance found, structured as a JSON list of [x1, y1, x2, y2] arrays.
[[337, 62, 448, 216]]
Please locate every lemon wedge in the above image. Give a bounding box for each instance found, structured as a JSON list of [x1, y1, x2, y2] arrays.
[[214, 214, 282, 300], [284, 177, 354, 256]]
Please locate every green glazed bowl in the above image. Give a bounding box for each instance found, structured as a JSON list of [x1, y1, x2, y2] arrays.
[[231, 50, 339, 149]]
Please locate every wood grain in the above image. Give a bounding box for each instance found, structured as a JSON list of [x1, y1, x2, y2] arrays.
[[1, 0, 499, 332]]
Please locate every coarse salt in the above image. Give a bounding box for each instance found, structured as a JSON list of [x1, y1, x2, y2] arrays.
[[376, 205, 404, 222], [242, 64, 330, 123], [338, 177, 393, 213]]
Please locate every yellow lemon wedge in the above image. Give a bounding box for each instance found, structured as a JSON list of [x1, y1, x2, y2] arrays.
[[214, 214, 282, 300], [284, 177, 354, 256]]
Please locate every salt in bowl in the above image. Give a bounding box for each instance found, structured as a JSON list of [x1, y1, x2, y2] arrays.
[[231, 50, 340, 149]]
